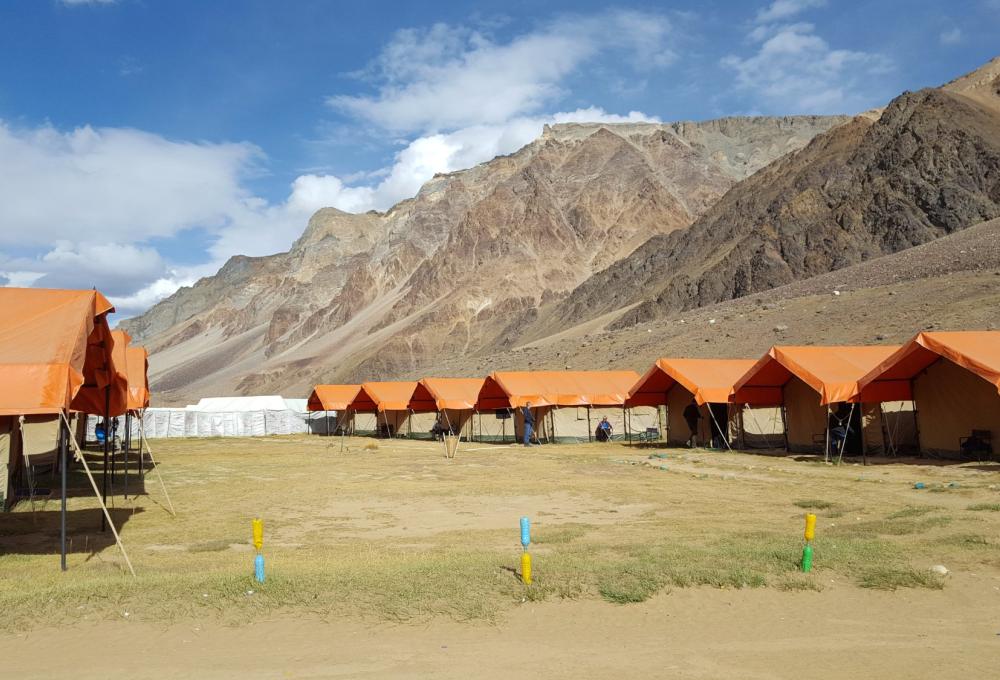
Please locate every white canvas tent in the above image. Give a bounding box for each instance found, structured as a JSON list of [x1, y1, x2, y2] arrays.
[[88, 396, 319, 439]]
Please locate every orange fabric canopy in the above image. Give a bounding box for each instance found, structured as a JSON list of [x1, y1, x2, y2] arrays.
[[732, 345, 900, 406], [628, 358, 757, 407], [125, 345, 150, 410], [477, 370, 641, 409], [352, 381, 419, 412], [856, 331, 1000, 401], [410, 378, 485, 412], [0, 287, 126, 416], [307, 384, 361, 411]]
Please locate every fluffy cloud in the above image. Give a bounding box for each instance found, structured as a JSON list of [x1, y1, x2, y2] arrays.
[[330, 10, 676, 133], [755, 0, 826, 23], [0, 122, 261, 247], [723, 20, 890, 114], [939, 28, 963, 45]]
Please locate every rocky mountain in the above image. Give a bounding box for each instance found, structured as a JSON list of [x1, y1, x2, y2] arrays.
[[123, 115, 848, 403], [541, 57, 1000, 335]]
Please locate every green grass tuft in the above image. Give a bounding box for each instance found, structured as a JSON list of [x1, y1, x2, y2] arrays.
[[967, 503, 1000, 512], [857, 567, 945, 591], [794, 499, 834, 510]]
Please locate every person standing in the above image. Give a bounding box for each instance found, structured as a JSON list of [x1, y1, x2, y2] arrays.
[[683, 399, 702, 448], [522, 402, 535, 446]]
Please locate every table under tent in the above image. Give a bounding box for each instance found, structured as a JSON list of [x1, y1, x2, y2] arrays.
[[627, 358, 757, 449], [473, 370, 653, 444], [732, 345, 917, 462], [856, 330, 1000, 460], [408, 378, 485, 441], [0, 288, 140, 574]]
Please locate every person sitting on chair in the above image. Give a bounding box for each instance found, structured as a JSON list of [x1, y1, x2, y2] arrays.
[[430, 413, 448, 441], [595, 416, 613, 442], [829, 403, 852, 455]]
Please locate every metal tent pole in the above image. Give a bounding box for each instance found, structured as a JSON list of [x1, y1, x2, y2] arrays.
[[101, 386, 110, 532], [60, 410, 68, 572], [587, 406, 592, 442], [123, 411, 130, 499]]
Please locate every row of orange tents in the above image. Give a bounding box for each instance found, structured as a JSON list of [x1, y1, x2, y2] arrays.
[[1, 287, 152, 573], [310, 331, 999, 460]]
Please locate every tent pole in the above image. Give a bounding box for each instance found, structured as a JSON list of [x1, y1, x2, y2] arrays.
[[824, 404, 831, 463], [139, 427, 175, 516], [60, 412, 136, 576], [623, 406, 629, 445], [325, 410, 329, 437], [101, 386, 110, 531], [587, 406, 592, 442], [836, 403, 855, 466], [859, 403, 869, 466], [60, 410, 68, 572], [910, 395, 922, 457], [779, 402, 789, 452], [123, 411, 130, 499], [737, 406, 746, 450]]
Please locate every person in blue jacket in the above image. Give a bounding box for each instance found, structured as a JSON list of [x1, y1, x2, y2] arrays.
[[522, 402, 535, 446]]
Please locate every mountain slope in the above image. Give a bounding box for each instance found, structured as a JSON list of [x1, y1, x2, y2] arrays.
[[423, 216, 1000, 379], [544, 60, 1000, 335], [123, 116, 847, 403]]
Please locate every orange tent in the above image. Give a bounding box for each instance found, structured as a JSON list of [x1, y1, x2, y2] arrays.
[[732, 345, 900, 406], [353, 381, 419, 412], [307, 384, 361, 411], [732, 345, 901, 456], [0, 288, 124, 416], [409, 378, 485, 412], [857, 331, 1000, 401], [476, 370, 641, 410], [628, 358, 756, 407], [856, 331, 1000, 457]]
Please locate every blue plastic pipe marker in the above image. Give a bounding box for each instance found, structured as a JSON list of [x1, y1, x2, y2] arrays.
[[254, 553, 265, 583], [520, 516, 531, 548]]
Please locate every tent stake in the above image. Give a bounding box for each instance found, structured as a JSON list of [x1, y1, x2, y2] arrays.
[[60, 412, 136, 577]]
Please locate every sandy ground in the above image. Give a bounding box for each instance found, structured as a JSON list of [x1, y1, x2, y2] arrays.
[[3, 580, 997, 679], [3, 436, 1000, 678]]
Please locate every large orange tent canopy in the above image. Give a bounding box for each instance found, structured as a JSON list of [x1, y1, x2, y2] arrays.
[[308, 384, 361, 411], [857, 331, 1000, 401], [0, 288, 125, 416], [477, 370, 641, 410], [628, 358, 757, 407], [732, 345, 900, 406], [409, 378, 485, 412], [352, 381, 419, 412]]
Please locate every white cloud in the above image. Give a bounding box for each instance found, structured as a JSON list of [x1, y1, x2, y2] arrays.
[[755, 0, 826, 23], [330, 10, 676, 133], [939, 28, 963, 45], [723, 22, 891, 114], [0, 122, 261, 247]]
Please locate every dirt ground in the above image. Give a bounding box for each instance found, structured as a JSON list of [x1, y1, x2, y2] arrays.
[[2, 435, 999, 678]]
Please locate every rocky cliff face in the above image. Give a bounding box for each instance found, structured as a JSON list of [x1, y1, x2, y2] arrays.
[[547, 60, 1000, 334], [121, 115, 848, 402]]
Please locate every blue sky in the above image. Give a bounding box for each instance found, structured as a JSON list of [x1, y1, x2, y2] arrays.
[[0, 0, 997, 318]]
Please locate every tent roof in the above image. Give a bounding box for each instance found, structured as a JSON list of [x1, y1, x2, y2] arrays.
[[477, 370, 641, 409], [857, 331, 1000, 401], [628, 358, 757, 406], [308, 384, 361, 411], [410, 378, 485, 412], [353, 381, 419, 412], [188, 396, 290, 412], [733, 345, 900, 406], [125, 345, 150, 410], [0, 287, 124, 416]]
